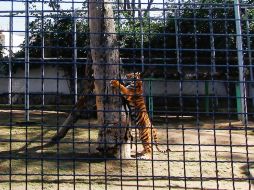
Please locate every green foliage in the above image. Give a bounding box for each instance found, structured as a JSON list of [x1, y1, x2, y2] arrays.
[[13, 0, 254, 70], [170, 0, 237, 62], [117, 0, 254, 68], [15, 2, 89, 59], [0, 44, 3, 58], [0, 44, 8, 75]]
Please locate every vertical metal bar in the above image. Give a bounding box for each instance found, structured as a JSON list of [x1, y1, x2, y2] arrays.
[[245, 9, 254, 107], [41, 1, 45, 107], [40, 1, 45, 189], [8, 12, 13, 105], [40, 2, 45, 189], [138, 9, 144, 72], [162, 0, 171, 187], [72, 2, 77, 189], [54, 1, 60, 188], [25, 0, 30, 121], [224, 1, 236, 188], [193, 2, 203, 189], [234, 0, 248, 124], [73, 10, 78, 103], [25, 1, 29, 188], [209, 5, 219, 111], [205, 81, 209, 115], [148, 78, 153, 118], [175, 1, 187, 189], [137, 0, 144, 72], [174, 5, 180, 73], [8, 3, 14, 189], [235, 4, 251, 189], [209, 6, 216, 74]]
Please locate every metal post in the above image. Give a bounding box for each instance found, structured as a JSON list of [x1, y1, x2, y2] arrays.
[[73, 10, 78, 103], [41, 1, 45, 106], [174, 2, 181, 74], [148, 78, 154, 118], [138, 8, 144, 72], [209, 6, 219, 111], [205, 81, 209, 115], [175, 1, 183, 113], [209, 7, 216, 74], [234, 0, 247, 124], [8, 11, 13, 105], [245, 9, 254, 108], [25, 1, 30, 121]]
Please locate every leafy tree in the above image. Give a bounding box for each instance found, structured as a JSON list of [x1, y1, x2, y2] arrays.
[[0, 44, 3, 58], [15, 10, 89, 58], [0, 44, 8, 75], [13, 0, 254, 74], [120, 0, 254, 74], [13, 1, 90, 95]]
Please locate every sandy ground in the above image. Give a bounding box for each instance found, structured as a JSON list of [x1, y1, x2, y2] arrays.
[[0, 109, 253, 190]]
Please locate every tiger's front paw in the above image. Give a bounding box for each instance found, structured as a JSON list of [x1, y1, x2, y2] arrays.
[[110, 80, 120, 88], [135, 151, 152, 160], [136, 153, 152, 160]]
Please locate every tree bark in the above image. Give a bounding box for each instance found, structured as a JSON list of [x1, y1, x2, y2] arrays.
[[89, 0, 131, 158]]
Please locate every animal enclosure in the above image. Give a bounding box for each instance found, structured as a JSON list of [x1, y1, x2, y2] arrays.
[[0, 0, 253, 189]]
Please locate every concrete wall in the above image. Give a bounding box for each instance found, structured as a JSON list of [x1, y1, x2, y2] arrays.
[[14, 66, 69, 94], [143, 80, 227, 96], [0, 75, 8, 94], [0, 65, 71, 104], [0, 66, 71, 104], [1, 69, 253, 107], [0, 73, 231, 97], [0, 65, 70, 94]]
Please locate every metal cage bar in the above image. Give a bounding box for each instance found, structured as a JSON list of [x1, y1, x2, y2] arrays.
[[0, 0, 253, 190]]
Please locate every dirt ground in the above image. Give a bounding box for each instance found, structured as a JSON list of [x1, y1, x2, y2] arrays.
[[0, 109, 253, 190]]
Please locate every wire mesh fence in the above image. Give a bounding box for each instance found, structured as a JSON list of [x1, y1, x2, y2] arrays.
[[0, 0, 253, 189]]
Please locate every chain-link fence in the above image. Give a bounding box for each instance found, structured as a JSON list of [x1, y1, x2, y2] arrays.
[[0, 0, 253, 189]]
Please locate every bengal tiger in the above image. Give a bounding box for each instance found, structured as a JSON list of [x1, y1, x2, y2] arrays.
[[110, 72, 170, 159]]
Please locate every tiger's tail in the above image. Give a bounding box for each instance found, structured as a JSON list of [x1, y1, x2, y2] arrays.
[[152, 128, 171, 153]]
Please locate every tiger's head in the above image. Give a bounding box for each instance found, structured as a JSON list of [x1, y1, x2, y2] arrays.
[[124, 72, 143, 91], [125, 72, 141, 80]]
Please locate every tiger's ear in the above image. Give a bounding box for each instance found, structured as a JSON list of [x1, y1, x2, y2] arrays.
[[125, 73, 132, 78], [134, 72, 141, 79]]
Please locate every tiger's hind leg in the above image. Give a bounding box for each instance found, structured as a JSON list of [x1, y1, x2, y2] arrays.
[[135, 128, 153, 159]]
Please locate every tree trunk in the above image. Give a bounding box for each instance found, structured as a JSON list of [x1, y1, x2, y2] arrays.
[[89, 0, 131, 158], [15, 0, 131, 158]]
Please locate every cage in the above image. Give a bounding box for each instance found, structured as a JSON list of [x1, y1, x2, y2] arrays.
[[0, 0, 253, 189]]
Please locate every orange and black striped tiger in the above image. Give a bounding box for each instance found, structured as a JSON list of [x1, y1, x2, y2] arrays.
[[111, 72, 170, 159]]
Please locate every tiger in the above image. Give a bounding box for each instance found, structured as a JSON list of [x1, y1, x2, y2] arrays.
[[110, 72, 171, 159]]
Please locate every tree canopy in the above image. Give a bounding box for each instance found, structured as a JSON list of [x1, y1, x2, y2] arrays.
[[3, 0, 253, 75]]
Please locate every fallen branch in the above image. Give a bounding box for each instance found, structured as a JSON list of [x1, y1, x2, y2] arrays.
[[14, 61, 94, 153], [14, 95, 86, 153]]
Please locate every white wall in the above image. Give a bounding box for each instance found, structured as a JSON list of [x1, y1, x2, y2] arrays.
[[0, 65, 70, 94], [143, 80, 227, 96], [0, 75, 8, 94], [1, 71, 249, 98]]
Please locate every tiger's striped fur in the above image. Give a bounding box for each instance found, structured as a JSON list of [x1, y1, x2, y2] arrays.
[[111, 72, 170, 159]]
